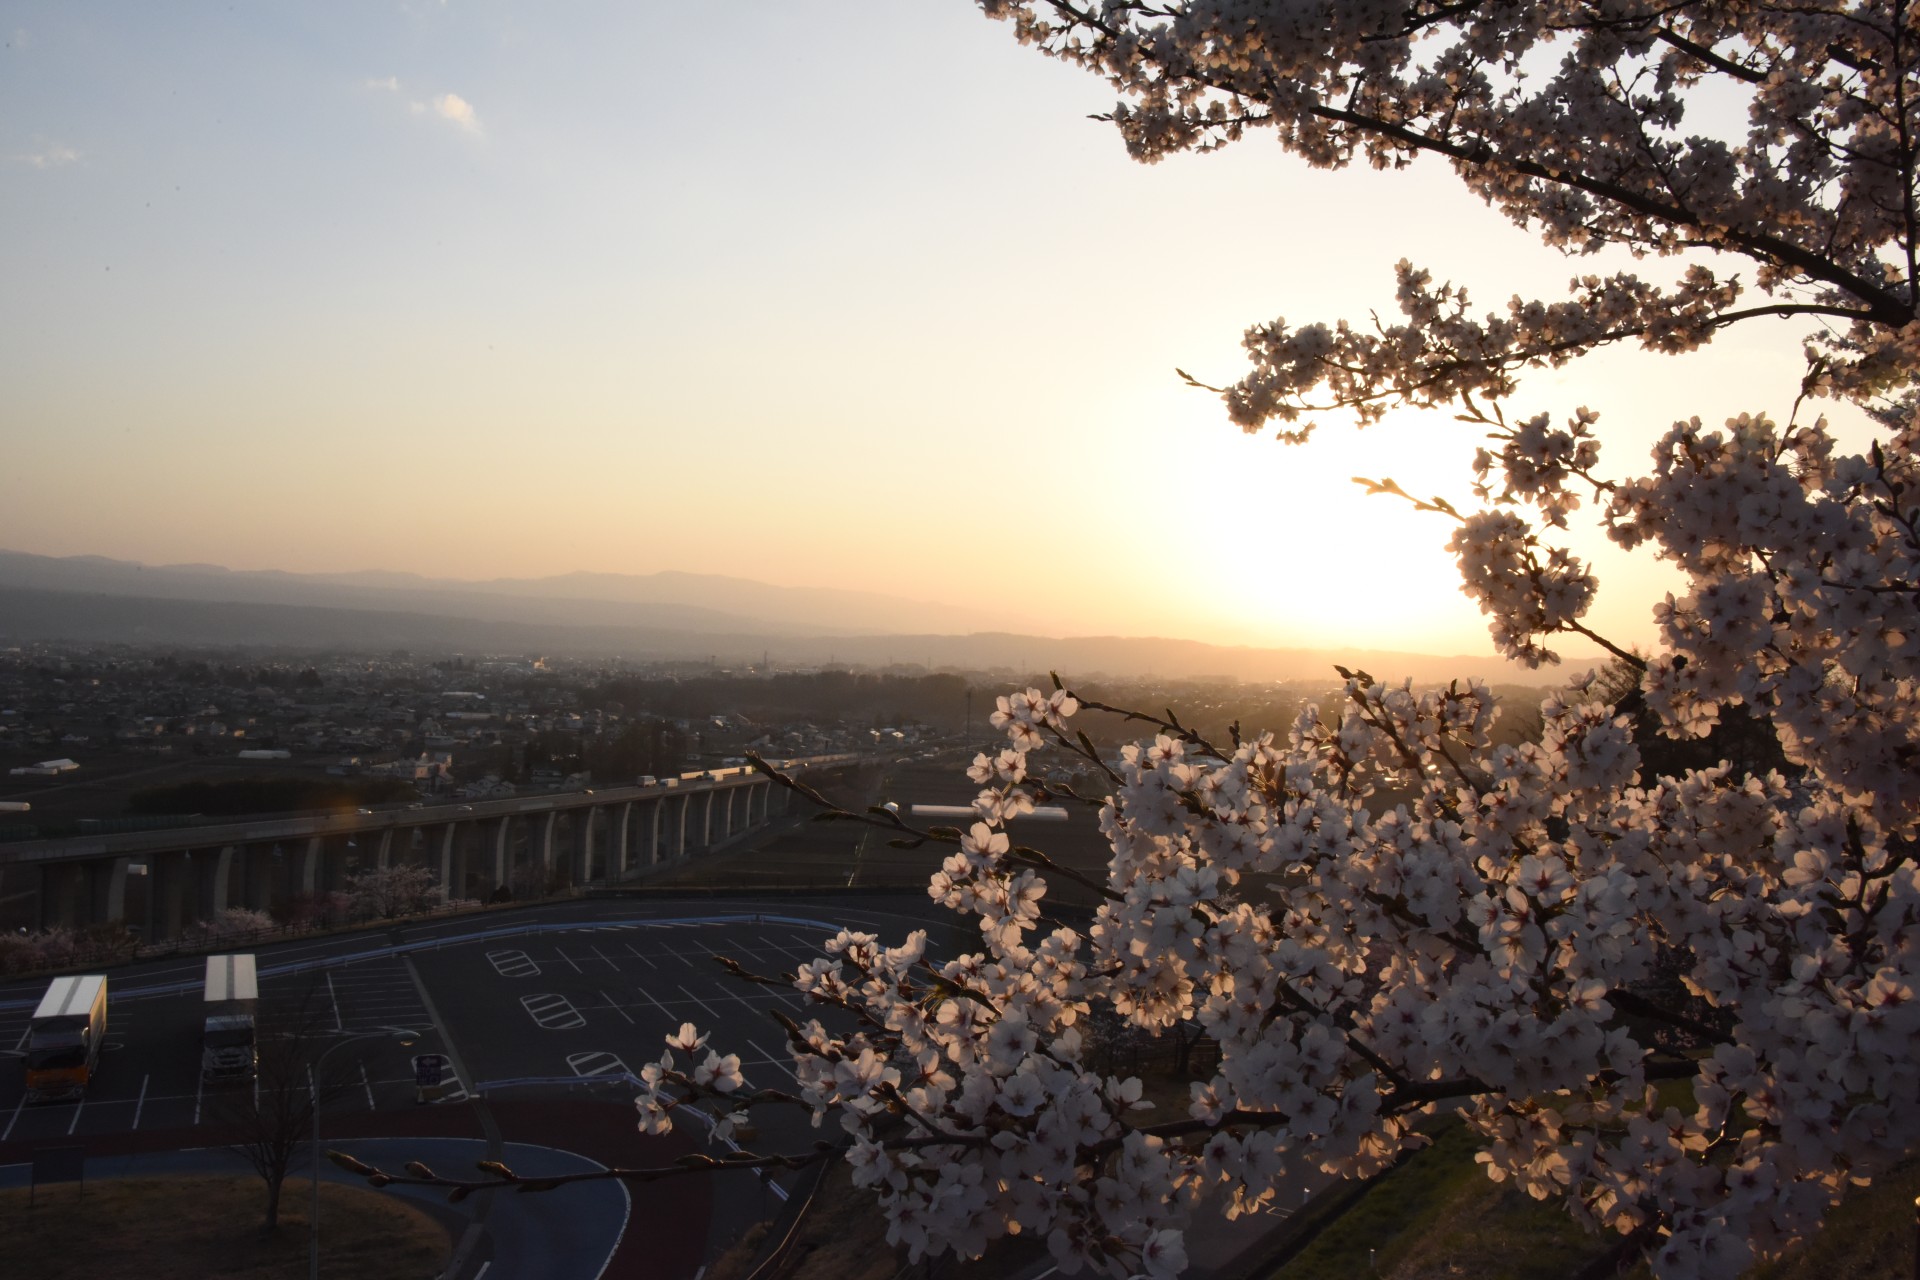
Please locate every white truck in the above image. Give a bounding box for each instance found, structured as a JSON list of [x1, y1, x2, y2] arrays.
[[201, 953, 259, 1084], [24, 974, 108, 1104]]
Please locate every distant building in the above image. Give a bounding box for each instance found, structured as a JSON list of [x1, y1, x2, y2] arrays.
[[9, 757, 79, 777]]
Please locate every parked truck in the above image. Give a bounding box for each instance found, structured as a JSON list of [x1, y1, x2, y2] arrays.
[[24, 974, 108, 1104], [201, 953, 259, 1084]]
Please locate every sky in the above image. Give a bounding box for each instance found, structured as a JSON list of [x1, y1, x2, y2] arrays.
[[0, 2, 1873, 660]]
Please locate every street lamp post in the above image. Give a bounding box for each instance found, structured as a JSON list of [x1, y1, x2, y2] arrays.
[[309, 1026, 415, 1280]]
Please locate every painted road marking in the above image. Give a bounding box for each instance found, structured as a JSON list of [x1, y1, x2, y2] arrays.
[[622, 943, 658, 970], [520, 993, 586, 1030], [193, 1071, 205, 1125], [566, 1051, 631, 1078], [66, 1096, 85, 1136], [360, 1062, 375, 1110], [132, 1075, 149, 1129], [632, 983, 677, 1024], [588, 945, 623, 972], [598, 990, 635, 1025], [550, 948, 583, 973], [2, 1095, 22, 1141], [677, 984, 721, 1020], [326, 971, 344, 1032], [485, 949, 540, 978], [745, 1039, 799, 1084]]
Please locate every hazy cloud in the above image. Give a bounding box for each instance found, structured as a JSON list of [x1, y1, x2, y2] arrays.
[[20, 142, 80, 169], [362, 75, 400, 92], [410, 91, 481, 135], [10, 28, 31, 49]]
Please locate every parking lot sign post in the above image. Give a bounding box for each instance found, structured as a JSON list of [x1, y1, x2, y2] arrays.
[[29, 1145, 86, 1209], [412, 1053, 447, 1104]]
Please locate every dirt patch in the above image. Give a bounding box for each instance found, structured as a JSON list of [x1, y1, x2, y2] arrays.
[[0, 1174, 450, 1279]]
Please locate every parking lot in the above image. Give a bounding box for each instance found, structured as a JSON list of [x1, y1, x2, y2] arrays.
[[0, 896, 958, 1162], [0, 950, 461, 1147]]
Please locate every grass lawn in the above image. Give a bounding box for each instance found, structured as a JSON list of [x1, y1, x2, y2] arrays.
[[1272, 1122, 1920, 1280], [1752, 1157, 1920, 1280], [0, 1174, 451, 1280], [1271, 1121, 1620, 1280]]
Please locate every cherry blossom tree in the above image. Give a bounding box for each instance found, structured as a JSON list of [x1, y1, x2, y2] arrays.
[[349, 5, 1920, 1278]]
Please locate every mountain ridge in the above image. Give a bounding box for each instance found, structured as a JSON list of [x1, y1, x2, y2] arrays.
[[0, 578, 1576, 685]]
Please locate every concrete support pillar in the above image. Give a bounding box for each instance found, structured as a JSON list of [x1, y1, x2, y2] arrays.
[[491, 816, 512, 893], [211, 846, 235, 914], [105, 857, 131, 924], [151, 850, 194, 940], [436, 822, 459, 900], [236, 844, 267, 911], [36, 864, 66, 933], [538, 811, 558, 878], [377, 827, 394, 870], [566, 810, 589, 886], [674, 793, 689, 860], [699, 790, 715, 851], [615, 802, 632, 879], [647, 799, 662, 866], [301, 837, 322, 896]]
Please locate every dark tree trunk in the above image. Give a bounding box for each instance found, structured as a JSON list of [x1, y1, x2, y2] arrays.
[[264, 1174, 282, 1231]]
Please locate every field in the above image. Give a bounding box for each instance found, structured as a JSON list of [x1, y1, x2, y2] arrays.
[[0, 1174, 451, 1280]]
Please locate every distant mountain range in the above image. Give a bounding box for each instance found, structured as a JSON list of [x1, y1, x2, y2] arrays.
[[0, 550, 1574, 684], [0, 550, 1000, 636]]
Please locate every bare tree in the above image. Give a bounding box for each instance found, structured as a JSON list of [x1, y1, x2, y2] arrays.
[[210, 979, 352, 1233]]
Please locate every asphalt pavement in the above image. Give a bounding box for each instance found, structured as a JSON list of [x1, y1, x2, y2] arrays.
[[0, 893, 970, 1278]]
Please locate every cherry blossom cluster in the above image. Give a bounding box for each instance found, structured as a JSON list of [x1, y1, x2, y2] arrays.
[[622, 427, 1912, 1280], [630, 384, 1920, 1279], [606, 7, 1920, 1278], [638, 333, 1906, 1279], [978, 2, 1916, 431]]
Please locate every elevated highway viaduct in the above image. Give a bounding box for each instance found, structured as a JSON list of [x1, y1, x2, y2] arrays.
[[0, 755, 872, 940]]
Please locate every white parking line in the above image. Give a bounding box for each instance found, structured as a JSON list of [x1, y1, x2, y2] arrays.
[[66, 1096, 85, 1136], [193, 1071, 205, 1125], [132, 1075, 149, 1129], [630, 982, 678, 1025], [589, 945, 623, 972], [520, 993, 586, 1030], [623, 943, 658, 970], [550, 949, 583, 973], [598, 991, 635, 1026], [745, 1039, 799, 1084], [2, 1094, 22, 1141], [566, 1050, 632, 1078], [486, 950, 541, 978], [326, 971, 343, 1032], [360, 1063, 375, 1110], [677, 984, 722, 1020]]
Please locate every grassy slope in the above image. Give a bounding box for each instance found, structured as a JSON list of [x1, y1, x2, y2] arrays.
[[1273, 1123, 1920, 1280], [0, 1175, 449, 1280]]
